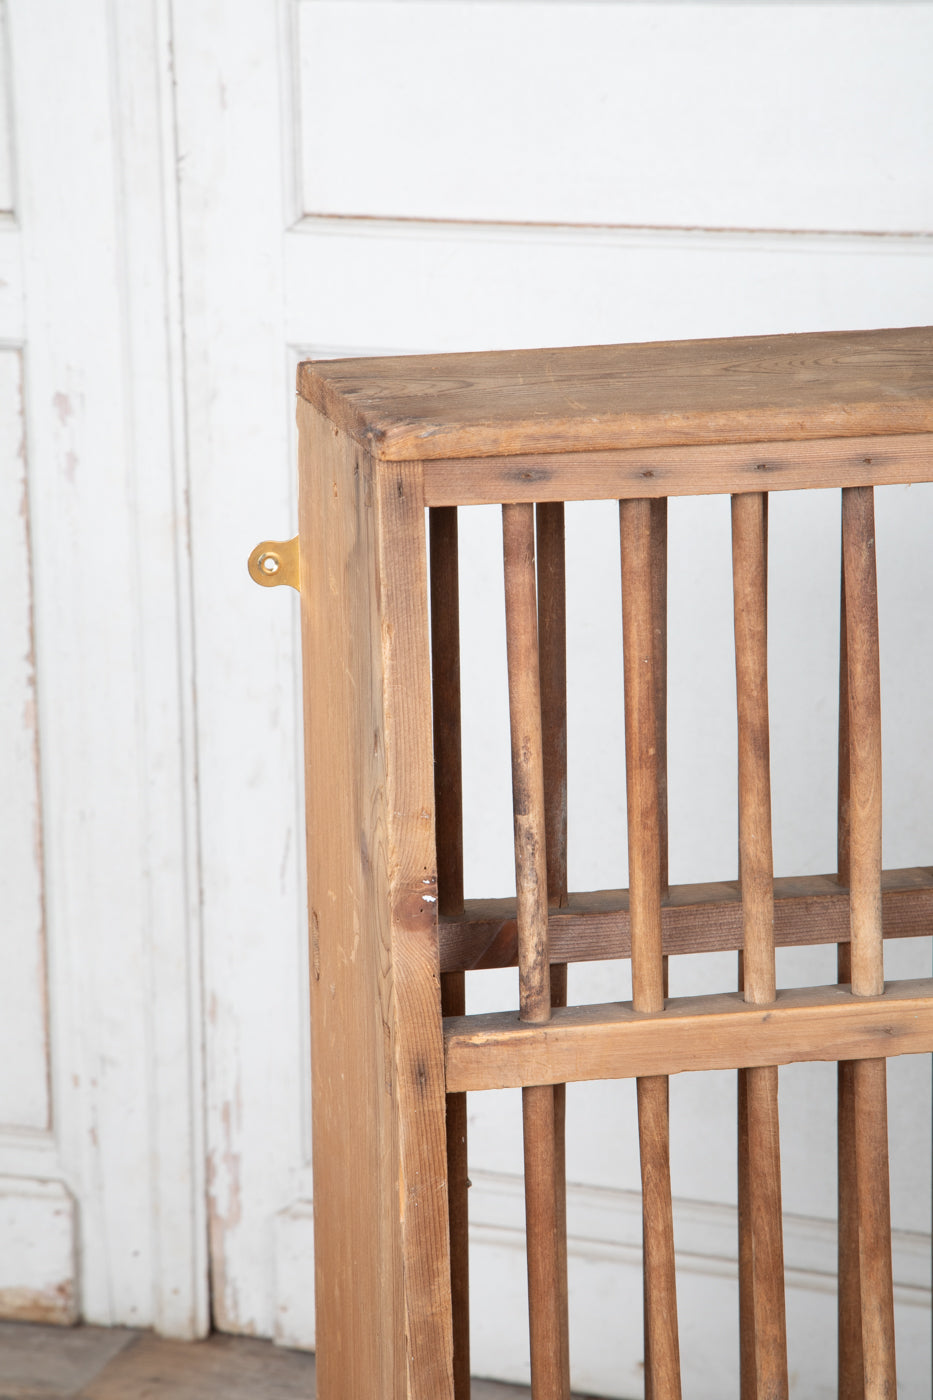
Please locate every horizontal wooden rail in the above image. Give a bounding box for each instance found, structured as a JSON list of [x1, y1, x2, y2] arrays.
[[437, 866, 933, 972], [444, 977, 933, 1093], [421, 433, 933, 507]]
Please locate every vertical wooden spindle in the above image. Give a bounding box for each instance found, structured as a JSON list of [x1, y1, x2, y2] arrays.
[[620, 496, 682, 1400], [429, 507, 470, 1400], [536, 501, 571, 1398], [650, 497, 669, 906], [839, 485, 896, 1400], [732, 492, 788, 1400], [837, 548, 865, 1400], [503, 503, 565, 1400], [645, 496, 670, 1400]]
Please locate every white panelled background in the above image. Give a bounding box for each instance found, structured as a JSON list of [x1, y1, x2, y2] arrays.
[[0, 2, 932, 1396]]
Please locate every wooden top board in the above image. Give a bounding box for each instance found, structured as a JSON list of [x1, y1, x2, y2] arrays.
[[297, 326, 933, 462]]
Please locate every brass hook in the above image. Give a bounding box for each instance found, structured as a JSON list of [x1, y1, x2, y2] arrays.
[[248, 537, 300, 592]]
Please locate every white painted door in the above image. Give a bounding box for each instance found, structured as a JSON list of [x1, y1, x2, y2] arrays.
[[0, 0, 205, 1337], [172, 3, 933, 1394], [3, 2, 933, 1395]]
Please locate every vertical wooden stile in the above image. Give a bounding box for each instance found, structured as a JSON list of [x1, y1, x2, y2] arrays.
[[731, 492, 788, 1400], [430, 507, 470, 1400], [839, 485, 896, 1400], [536, 501, 572, 1399], [620, 497, 682, 1400], [300, 404, 454, 1400], [503, 503, 565, 1400]]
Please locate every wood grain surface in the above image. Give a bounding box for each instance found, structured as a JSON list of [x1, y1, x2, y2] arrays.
[[620, 497, 682, 1399], [299, 403, 453, 1400], [731, 491, 788, 1400], [503, 503, 552, 1025], [429, 505, 470, 1400], [536, 500, 571, 1399], [837, 533, 863, 1400], [502, 502, 568, 1399], [298, 327, 933, 462], [838, 485, 897, 1398], [436, 866, 933, 973], [419, 433, 933, 508], [444, 978, 933, 1094]]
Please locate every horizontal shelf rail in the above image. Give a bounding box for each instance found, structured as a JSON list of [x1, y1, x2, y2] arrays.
[[421, 433, 933, 507], [438, 866, 933, 973], [444, 976, 933, 1093]]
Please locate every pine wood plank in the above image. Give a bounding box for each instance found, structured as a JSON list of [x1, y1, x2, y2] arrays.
[[376, 460, 457, 1400], [300, 403, 403, 1400], [299, 404, 453, 1400], [444, 978, 933, 1093], [437, 867, 933, 972], [298, 328, 933, 463], [421, 433, 933, 507]]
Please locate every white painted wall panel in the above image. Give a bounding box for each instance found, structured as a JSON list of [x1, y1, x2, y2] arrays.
[[0, 350, 47, 1131], [298, 3, 933, 232], [170, 0, 307, 1340], [0, 1178, 76, 1324], [0, 4, 13, 214], [4, 0, 207, 1336], [287, 223, 933, 354]]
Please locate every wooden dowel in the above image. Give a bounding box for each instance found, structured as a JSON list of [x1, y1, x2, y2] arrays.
[[737, 1045, 756, 1398], [429, 506, 470, 1399], [503, 503, 564, 1400], [650, 497, 669, 903], [503, 503, 551, 1025], [431, 507, 464, 916], [732, 493, 776, 1007], [523, 1082, 564, 1400], [441, 972, 470, 1400], [852, 1057, 896, 1397], [637, 1075, 680, 1400], [620, 496, 681, 1400], [732, 492, 788, 1399], [647, 495, 669, 1400], [536, 502, 568, 912], [842, 487, 884, 1001], [621, 498, 665, 1016], [536, 501, 571, 1398], [837, 1056, 864, 1400], [836, 538, 864, 1400], [839, 485, 896, 1399]]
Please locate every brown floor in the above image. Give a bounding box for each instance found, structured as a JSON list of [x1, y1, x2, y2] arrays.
[[0, 1322, 584, 1400]]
